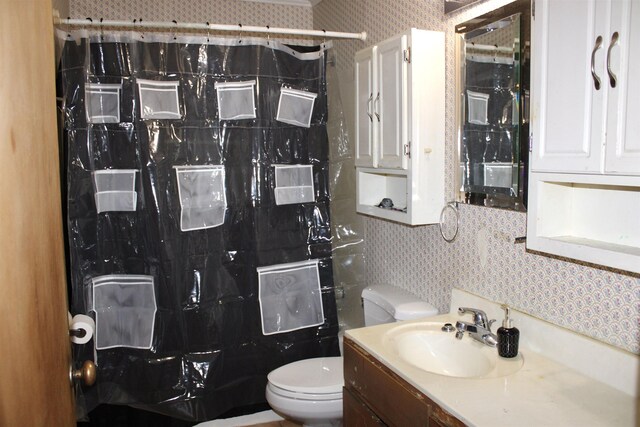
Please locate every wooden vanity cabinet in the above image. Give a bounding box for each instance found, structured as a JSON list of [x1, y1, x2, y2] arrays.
[[343, 337, 466, 427]]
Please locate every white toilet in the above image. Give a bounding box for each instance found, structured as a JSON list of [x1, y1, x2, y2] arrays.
[[265, 284, 438, 427]]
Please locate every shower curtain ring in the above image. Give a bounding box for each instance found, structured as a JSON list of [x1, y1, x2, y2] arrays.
[[133, 18, 144, 39], [66, 16, 71, 38], [100, 18, 104, 40], [206, 21, 210, 43], [322, 29, 327, 48], [266, 25, 270, 45], [172, 20, 178, 40], [238, 23, 243, 44], [84, 17, 92, 34]]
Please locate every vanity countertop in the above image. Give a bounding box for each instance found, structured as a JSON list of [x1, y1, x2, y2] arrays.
[[346, 306, 640, 427]]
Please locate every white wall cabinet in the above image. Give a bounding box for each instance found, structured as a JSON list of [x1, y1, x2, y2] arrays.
[[354, 29, 445, 225], [355, 34, 409, 170], [531, 0, 640, 175], [528, 0, 640, 273], [605, 0, 640, 175], [355, 47, 377, 168]]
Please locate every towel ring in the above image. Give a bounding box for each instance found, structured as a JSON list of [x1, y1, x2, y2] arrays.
[[439, 202, 459, 243]]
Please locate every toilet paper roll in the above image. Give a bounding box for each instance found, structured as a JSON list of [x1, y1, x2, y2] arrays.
[[70, 314, 95, 345]]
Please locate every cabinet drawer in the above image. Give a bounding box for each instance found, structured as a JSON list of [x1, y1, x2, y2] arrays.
[[344, 386, 385, 426]]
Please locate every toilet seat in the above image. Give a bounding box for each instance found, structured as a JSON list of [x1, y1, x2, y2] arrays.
[[267, 383, 343, 401], [267, 357, 343, 396]]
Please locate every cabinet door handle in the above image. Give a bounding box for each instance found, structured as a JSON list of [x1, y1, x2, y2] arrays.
[[591, 35, 603, 90], [366, 93, 373, 122], [374, 92, 380, 122], [606, 32, 619, 88]]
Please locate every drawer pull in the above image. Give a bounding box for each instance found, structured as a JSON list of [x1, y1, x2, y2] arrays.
[[366, 93, 373, 122], [591, 35, 603, 90], [606, 32, 619, 88]]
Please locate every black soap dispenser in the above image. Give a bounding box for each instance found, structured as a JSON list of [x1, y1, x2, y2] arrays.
[[497, 304, 519, 358]]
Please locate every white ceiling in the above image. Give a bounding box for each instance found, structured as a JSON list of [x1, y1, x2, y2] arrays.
[[241, 0, 322, 7]]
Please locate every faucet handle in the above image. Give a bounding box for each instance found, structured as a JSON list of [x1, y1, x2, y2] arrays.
[[487, 318, 496, 331], [458, 307, 490, 328]]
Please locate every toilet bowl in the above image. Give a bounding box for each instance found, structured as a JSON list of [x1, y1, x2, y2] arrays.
[[266, 357, 343, 427], [265, 285, 437, 427]]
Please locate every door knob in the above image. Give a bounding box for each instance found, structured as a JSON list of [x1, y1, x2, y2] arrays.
[[70, 360, 96, 387]]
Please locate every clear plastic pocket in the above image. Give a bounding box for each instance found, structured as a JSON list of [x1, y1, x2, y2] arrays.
[[273, 165, 315, 205], [95, 191, 137, 213], [92, 169, 138, 213], [86, 83, 122, 123], [257, 260, 324, 335], [467, 90, 490, 125], [276, 87, 317, 128], [215, 80, 257, 120], [91, 274, 156, 350], [175, 165, 227, 231], [137, 79, 181, 119]]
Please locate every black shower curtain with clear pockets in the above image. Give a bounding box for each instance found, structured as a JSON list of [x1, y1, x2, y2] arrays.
[[58, 30, 340, 422]]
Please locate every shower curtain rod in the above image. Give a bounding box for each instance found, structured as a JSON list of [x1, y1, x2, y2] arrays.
[[57, 18, 367, 41], [466, 43, 513, 53]]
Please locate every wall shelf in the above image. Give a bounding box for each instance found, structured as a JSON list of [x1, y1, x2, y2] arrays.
[[527, 173, 640, 273]]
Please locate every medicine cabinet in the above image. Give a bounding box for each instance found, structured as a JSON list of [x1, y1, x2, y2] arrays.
[[354, 29, 445, 225], [455, 0, 530, 211], [527, 0, 640, 274]]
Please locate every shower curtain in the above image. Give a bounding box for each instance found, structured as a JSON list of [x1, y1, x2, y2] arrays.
[[58, 29, 340, 421]]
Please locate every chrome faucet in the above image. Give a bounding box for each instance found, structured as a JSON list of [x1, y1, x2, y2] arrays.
[[455, 307, 498, 347]]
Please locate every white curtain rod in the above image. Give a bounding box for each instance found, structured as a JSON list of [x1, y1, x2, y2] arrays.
[[57, 18, 367, 41]]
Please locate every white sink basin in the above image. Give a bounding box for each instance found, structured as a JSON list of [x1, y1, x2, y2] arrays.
[[382, 321, 523, 378]]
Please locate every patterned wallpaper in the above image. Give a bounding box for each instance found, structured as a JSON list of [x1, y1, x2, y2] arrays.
[[70, 0, 313, 40], [52, 0, 69, 19], [314, 0, 640, 355]]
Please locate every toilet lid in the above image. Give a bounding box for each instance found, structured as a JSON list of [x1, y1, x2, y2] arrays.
[[268, 357, 343, 394]]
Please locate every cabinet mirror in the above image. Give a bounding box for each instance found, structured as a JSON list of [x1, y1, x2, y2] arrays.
[[455, 0, 530, 211]]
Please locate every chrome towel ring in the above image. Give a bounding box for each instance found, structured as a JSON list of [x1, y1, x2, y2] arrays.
[[439, 202, 459, 243]]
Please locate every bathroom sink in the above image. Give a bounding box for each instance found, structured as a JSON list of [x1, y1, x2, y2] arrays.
[[382, 322, 523, 378]]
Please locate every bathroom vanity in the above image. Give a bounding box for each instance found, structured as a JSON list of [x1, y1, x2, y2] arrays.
[[344, 337, 464, 427], [344, 289, 640, 426]]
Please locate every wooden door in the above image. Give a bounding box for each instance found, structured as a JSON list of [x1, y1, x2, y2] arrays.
[[355, 47, 378, 168], [0, 0, 76, 426], [376, 34, 408, 170], [531, 0, 608, 173]]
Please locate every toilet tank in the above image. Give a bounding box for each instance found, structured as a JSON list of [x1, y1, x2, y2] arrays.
[[361, 285, 438, 326]]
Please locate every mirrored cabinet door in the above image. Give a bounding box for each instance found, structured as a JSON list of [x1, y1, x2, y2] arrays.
[[455, 0, 530, 211]]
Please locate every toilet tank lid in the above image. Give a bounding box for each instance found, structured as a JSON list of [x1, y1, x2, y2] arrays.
[[362, 285, 438, 321]]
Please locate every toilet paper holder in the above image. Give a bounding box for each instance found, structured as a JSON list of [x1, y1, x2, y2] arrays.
[[68, 313, 95, 345], [69, 328, 87, 338]]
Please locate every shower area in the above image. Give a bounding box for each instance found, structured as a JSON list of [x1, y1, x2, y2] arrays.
[[58, 19, 364, 423]]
